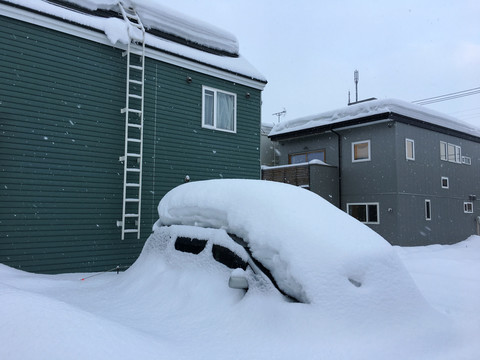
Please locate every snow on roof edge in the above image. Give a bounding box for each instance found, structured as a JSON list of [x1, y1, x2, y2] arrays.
[[2, 0, 267, 84], [270, 98, 480, 138]]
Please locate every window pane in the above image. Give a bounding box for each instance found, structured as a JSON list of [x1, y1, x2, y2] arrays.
[[425, 200, 431, 220], [455, 145, 461, 163], [367, 204, 378, 223], [204, 90, 214, 126], [307, 151, 325, 162], [464, 202, 473, 213], [348, 205, 367, 222], [406, 139, 414, 160], [354, 142, 369, 160], [441, 177, 448, 188], [447, 143, 455, 162], [440, 142, 447, 161], [216, 91, 234, 131], [290, 154, 307, 164]]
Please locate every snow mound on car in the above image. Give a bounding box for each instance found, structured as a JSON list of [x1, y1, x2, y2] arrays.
[[157, 179, 433, 320]]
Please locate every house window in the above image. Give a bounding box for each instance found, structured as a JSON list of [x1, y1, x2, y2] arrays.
[[464, 202, 473, 213], [440, 141, 447, 161], [202, 86, 236, 133], [425, 199, 432, 220], [347, 203, 379, 224], [352, 140, 371, 162], [441, 141, 461, 163], [289, 150, 326, 164], [441, 177, 449, 189], [405, 138, 415, 160], [462, 156, 471, 165]]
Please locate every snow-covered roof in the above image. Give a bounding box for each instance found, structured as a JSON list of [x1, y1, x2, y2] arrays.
[[270, 98, 480, 138], [1, 0, 266, 86]]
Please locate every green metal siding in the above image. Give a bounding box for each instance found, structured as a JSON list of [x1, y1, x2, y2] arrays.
[[0, 15, 262, 273]]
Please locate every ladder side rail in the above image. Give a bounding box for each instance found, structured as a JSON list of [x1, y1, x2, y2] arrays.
[[120, 39, 133, 240], [136, 31, 146, 239]]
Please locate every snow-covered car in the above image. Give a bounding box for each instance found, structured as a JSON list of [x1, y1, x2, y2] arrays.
[[148, 179, 431, 313]]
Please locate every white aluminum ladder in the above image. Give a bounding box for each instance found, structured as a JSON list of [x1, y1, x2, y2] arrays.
[[117, 2, 145, 240]]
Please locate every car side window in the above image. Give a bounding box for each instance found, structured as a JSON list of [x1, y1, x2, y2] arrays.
[[212, 244, 247, 270], [174, 237, 207, 254]]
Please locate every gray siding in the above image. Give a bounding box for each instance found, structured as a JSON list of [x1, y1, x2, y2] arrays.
[[309, 163, 339, 206], [337, 121, 399, 242], [394, 122, 480, 245], [0, 15, 262, 273]]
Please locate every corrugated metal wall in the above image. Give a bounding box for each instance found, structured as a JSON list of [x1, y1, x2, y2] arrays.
[[0, 15, 262, 273]]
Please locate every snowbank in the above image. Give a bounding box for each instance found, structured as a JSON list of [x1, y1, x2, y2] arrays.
[[1, 229, 479, 359], [157, 179, 434, 322], [270, 98, 480, 137]]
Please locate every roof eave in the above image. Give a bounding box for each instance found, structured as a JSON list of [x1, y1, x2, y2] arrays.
[[269, 111, 480, 143]]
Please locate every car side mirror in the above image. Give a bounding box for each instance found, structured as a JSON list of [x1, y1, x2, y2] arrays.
[[228, 269, 249, 290]]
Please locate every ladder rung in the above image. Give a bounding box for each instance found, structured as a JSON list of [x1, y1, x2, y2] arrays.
[[126, 183, 140, 187], [126, 152, 141, 157], [124, 229, 139, 233], [129, 79, 143, 85], [125, 213, 139, 218], [127, 138, 141, 143], [129, 94, 142, 99], [129, 65, 143, 71], [129, 49, 144, 56], [125, 198, 140, 202], [126, 168, 141, 173], [128, 123, 142, 129], [122, 108, 142, 114]]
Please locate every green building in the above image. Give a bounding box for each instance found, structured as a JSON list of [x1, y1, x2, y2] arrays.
[[0, 0, 266, 273]]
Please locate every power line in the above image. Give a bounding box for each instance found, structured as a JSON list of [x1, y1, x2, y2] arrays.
[[412, 87, 480, 105]]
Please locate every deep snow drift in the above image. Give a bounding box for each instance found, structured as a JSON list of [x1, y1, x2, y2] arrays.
[[1, 180, 479, 359]]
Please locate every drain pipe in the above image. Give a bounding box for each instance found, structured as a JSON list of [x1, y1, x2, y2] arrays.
[[331, 129, 342, 208]]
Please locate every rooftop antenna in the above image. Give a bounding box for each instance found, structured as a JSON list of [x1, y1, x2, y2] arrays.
[[354, 69, 359, 102], [272, 108, 286, 123]]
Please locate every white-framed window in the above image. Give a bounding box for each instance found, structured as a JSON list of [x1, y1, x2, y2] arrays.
[[425, 199, 432, 220], [202, 86, 237, 133], [347, 202, 379, 224], [464, 202, 473, 213], [440, 141, 447, 161], [462, 156, 471, 165], [441, 141, 461, 163], [352, 140, 371, 162], [441, 177, 449, 189], [405, 138, 415, 160]]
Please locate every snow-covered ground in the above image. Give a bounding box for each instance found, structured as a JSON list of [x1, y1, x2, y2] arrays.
[[1, 180, 479, 359]]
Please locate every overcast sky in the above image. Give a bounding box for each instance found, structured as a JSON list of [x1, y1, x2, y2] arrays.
[[160, 0, 480, 128]]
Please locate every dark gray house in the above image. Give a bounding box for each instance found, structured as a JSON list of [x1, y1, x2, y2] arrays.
[[0, 0, 266, 273], [264, 98, 480, 246]]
